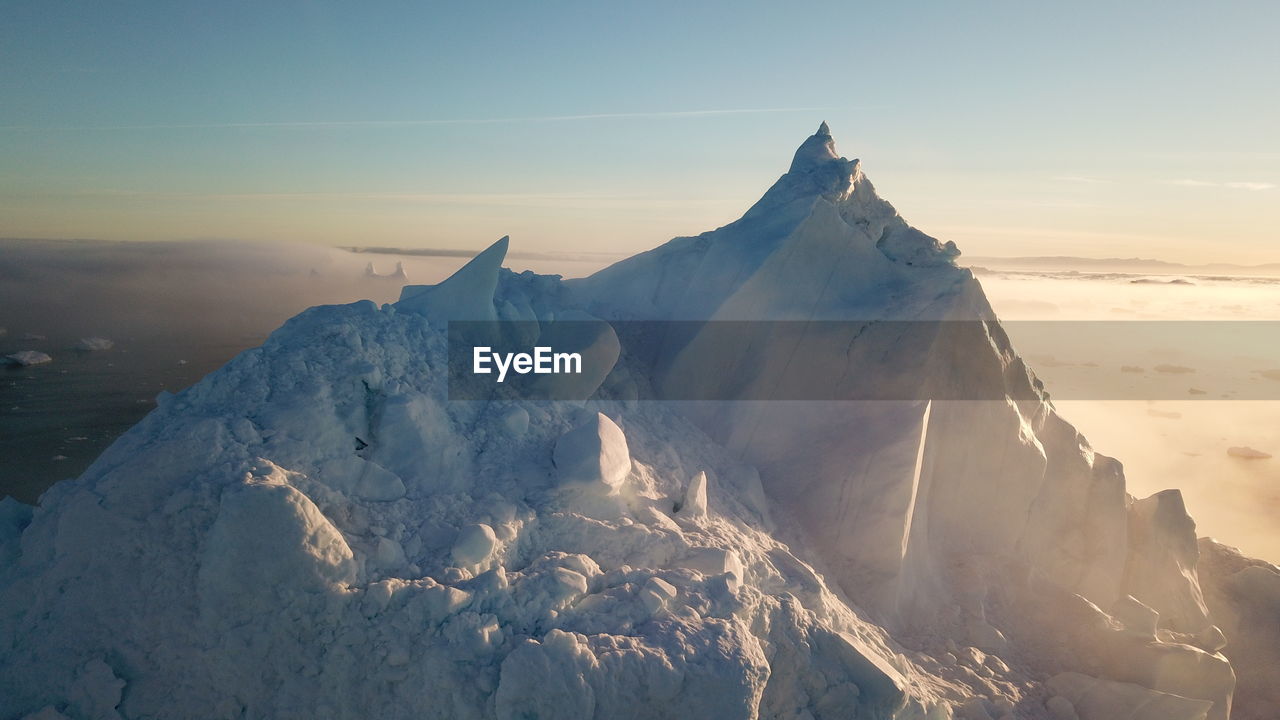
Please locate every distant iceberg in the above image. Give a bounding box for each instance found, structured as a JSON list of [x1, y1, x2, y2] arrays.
[[3, 350, 52, 367], [1227, 446, 1271, 460], [365, 260, 408, 281], [73, 337, 114, 351]]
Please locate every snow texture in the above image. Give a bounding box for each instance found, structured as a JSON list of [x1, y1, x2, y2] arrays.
[[0, 125, 1266, 719]]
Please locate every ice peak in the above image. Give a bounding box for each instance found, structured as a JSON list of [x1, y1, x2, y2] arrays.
[[396, 235, 508, 322], [740, 123, 862, 220], [789, 122, 841, 173]]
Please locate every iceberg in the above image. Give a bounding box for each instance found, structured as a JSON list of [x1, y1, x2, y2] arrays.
[[0, 125, 1267, 720], [365, 260, 409, 281], [73, 337, 114, 352], [4, 350, 52, 367]]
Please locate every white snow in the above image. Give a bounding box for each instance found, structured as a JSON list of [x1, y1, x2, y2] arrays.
[[675, 470, 708, 518], [0, 124, 1268, 720], [498, 405, 530, 436], [552, 412, 631, 492], [451, 523, 498, 567], [397, 235, 508, 324]]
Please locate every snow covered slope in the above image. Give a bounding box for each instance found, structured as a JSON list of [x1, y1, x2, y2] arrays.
[[1, 125, 1272, 720]]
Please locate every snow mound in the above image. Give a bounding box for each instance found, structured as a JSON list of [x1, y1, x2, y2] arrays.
[[0, 124, 1267, 720]]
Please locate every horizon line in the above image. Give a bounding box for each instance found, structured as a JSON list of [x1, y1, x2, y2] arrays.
[[7, 236, 1280, 269]]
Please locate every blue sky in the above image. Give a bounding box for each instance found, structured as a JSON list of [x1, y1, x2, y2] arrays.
[[2, 0, 1277, 262]]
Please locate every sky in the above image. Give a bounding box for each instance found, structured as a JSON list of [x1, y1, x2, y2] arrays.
[[2, 0, 1278, 263]]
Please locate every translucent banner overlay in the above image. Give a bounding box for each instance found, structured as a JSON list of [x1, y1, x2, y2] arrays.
[[447, 321, 1280, 401]]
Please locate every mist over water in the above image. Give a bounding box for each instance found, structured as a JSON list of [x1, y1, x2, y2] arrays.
[[0, 239, 613, 503], [0, 238, 619, 502], [979, 265, 1280, 562], [0, 239, 383, 501], [3, 239, 1278, 562]]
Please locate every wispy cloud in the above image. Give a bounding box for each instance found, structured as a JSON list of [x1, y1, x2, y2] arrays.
[[1167, 179, 1275, 191], [1052, 175, 1112, 184], [0, 107, 822, 132], [2, 188, 745, 211]]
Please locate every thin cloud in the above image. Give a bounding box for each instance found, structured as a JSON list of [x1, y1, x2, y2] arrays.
[[0, 107, 823, 132], [1, 188, 745, 211], [1167, 179, 1274, 191], [1052, 175, 1112, 184]]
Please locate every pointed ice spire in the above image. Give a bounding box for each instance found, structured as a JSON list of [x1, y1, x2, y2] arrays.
[[740, 123, 859, 219], [675, 471, 708, 518], [789, 121, 840, 173], [396, 236, 509, 323]]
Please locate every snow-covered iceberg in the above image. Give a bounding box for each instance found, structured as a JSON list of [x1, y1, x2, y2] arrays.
[[1, 125, 1272, 720]]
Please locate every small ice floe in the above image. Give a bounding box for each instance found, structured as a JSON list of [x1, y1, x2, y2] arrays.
[[1227, 446, 1272, 460], [365, 261, 408, 281], [3, 350, 52, 367], [20, 333, 46, 341], [74, 337, 114, 351]]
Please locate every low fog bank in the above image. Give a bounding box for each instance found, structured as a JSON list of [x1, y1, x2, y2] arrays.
[[1055, 400, 1280, 562], [0, 238, 616, 350], [0, 238, 619, 503], [2, 238, 467, 346], [966, 255, 1280, 278], [0, 238, 454, 503], [980, 267, 1280, 562]]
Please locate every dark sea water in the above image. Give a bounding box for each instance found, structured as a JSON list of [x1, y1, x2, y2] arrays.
[[0, 238, 409, 505], [1, 334, 251, 503]]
